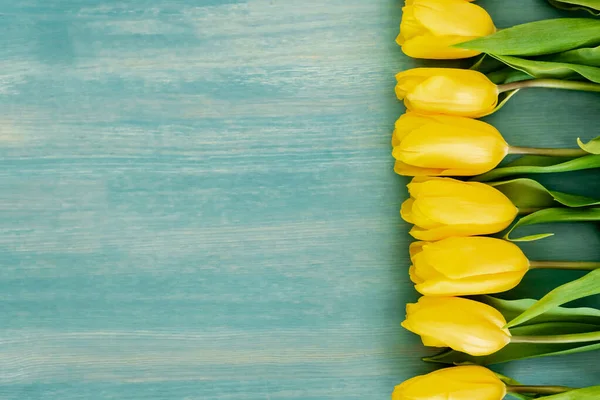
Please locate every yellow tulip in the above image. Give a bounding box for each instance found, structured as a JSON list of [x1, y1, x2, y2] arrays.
[[392, 365, 506, 400], [398, 0, 496, 59], [409, 237, 529, 296], [395, 68, 498, 117], [401, 296, 511, 356], [392, 112, 508, 176], [401, 177, 518, 241]]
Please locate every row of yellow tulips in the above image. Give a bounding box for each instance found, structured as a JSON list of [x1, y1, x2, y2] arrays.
[[391, 0, 600, 398]]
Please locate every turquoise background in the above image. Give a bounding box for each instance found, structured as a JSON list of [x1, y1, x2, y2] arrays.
[[0, 0, 598, 398]]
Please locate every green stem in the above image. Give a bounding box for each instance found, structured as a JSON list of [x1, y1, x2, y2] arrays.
[[509, 146, 588, 157], [529, 260, 600, 270], [498, 79, 600, 93], [506, 385, 573, 395], [511, 330, 600, 344]]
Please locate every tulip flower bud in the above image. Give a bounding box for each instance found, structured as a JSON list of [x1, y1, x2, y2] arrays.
[[409, 237, 529, 296], [398, 0, 496, 60], [401, 296, 511, 356], [401, 177, 518, 241], [392, 365, 506, 400], [395, 68, 498, 117], [392, 112, 509, 176]]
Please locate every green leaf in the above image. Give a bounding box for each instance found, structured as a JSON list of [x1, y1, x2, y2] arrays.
[[544, 46, 600, 67], [483, 89, 520, 116], [456, 19, 600, 56], [476, 296, 600, 327], [507, 270, 600, 328], [487, 67, 533, 84], [548, 0, 600, 16], [472, 154, 600, 182], [578, 136, 600, 153], [504, 207, 600, 241], [537, 386, 600, 400], [423, 340, 600, 366], [489, 178, 600, 208], [489, 54, 600, 83]]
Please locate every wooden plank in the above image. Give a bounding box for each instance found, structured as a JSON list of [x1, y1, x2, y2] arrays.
[[0, 0, 598, 398]]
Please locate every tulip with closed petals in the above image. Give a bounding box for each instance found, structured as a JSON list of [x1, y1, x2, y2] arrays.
[[395, 68, 498, 117], [401, 296, 511, 356], [409, 237, 529, 296], [392, 112, 509, 176], [398, 0, 496, 59], [401, 177, 518, 241], [392, 365, 506, 400]]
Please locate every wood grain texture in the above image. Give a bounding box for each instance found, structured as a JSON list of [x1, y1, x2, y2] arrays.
[[0, 0, 599, 399]]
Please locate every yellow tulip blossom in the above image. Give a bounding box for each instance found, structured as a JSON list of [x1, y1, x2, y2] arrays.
[[409, 237, 529, 296], [392, 112, 509, 176], [398, 0, 496, 59], [401, 177, 518, 241], [392, 365, 506, 400], [395, 68, 498, 117], [401, 296, 511, 356]]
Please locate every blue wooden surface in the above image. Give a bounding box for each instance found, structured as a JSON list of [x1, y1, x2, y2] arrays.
[[1, 1, 599, 399]]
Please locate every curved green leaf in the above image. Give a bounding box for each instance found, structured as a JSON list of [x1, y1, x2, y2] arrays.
[[507, 270, 600, 328], [483, 89, 520, 116], [544, 46, 600, 67], [476, 296, 600, 327], [490, 54, 600, 83], [578, 136, 600, 153], [538, 386, 600, 400], [456, 19, 600, 56], [548, 0, 600, 16], [504, 207, 600, 241], [487, 68, 533, 84], [423, 341, 600, 366], [489, 178, 600, 208], [472, 154, 600, 182]]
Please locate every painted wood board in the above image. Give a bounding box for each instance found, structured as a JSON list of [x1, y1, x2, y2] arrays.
[[1, 0, 599, 398]]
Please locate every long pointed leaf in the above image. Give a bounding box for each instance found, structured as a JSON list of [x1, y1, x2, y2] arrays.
[[490, 54, 600, 83], [489, 178, 600, 208], [507, 270, 600, 328], [537, 386, 600, 400], [476, 296, 600, 326], [423, 341, 600, 366], [544, 46, 600, 67], [456, 19, 600, 56], [548, 0, 600, 16], [472, 155, 600, 182], [504, 207, 600, 241]]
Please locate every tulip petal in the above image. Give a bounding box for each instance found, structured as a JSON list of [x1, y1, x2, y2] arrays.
[[422, 237, 529, 279], [408, 241, 426, 259], [408, 265, 424, 284], [406, 75, 498, 117], [411, 252, 444, 281], [393, 160, 444, 176], [400, 34, 483, 59], [409, 220, 514, 241], [400, 198, 416, 224], [403, 297, 511, 356], [420, 335, 447, 347], [412, 0, 495, 38], [393, 366, 506, 400], [415, 271, 527, 296], [408, 179, 518, 226], [394, 121, 508, 175]]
